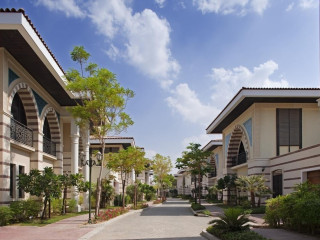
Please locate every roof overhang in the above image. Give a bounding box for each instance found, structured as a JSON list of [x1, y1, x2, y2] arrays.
[[90, 137, 135, 149], [202, 140, 223, 152], [206, 88, 320, 134], [0, 10, 76, 106]]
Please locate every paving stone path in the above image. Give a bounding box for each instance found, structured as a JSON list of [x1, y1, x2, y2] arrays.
[[84, 198, 210, 240]]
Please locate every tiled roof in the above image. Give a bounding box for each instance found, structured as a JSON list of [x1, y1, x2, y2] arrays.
[[0, 8, 65, 74], [206, 87, 320, 132]]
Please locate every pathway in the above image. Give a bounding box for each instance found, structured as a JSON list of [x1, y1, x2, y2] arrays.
[[83, 198, 210, 240]]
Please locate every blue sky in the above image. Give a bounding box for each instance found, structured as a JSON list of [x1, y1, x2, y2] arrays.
[[3, 0, 319, 172]]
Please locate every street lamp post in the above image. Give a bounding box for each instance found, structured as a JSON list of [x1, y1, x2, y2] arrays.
[[80, 151, 102, 224]]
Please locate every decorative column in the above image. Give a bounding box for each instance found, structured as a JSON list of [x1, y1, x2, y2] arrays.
[[70, 118, 80, 211], [81, 126, 90, 210]]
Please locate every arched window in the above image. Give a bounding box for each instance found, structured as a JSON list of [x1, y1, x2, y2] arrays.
[[43, 117, 51, 140], [237, 142, 247, 165], [11, 93, 27, 126]]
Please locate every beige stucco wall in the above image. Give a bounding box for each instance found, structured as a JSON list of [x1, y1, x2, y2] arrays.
[[270, 144, 320, 195]]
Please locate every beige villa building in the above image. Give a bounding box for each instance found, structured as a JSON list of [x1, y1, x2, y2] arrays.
[[176, 88, 320, 200], [0, 9, 148, 207]]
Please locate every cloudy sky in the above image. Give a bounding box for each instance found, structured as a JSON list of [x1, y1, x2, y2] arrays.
[[4, 0, 319, 172]]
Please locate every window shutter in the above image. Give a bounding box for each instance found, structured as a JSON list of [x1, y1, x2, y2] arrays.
[[278, 109, 289, 145], [289, 109, 301, 146]]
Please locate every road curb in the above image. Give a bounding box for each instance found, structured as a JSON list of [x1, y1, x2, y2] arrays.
[[200, 229, 221, 240]]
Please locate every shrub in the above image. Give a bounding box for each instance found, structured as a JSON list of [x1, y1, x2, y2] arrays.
[[52, 198, 63, 214], [10, 201, 25, 222], [222, 230, 269, 240], [24, 199, 42, 219], [97, 207, 129, 222], [10, 200, 42, 222], [0, 206, 13, 226], [153, 199, 163, 204], [67, 199, 77, 213], [191, 203, 205, 211], [209, 208, 251, 234]]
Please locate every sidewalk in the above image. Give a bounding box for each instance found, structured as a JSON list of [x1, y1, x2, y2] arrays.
[[201, 200, 319, 240], [0, 201, 156, 240]]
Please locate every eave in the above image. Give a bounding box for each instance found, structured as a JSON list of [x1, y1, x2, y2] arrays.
[[206, 88, 320, 134]]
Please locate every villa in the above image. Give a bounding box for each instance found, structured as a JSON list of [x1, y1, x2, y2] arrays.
[[176, 87, 320, 201]]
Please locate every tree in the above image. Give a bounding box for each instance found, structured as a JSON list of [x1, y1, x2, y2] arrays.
[[176, 143, 211, 204], [100, 179, 115, 208], [235, 175, 268, 208], [66, 46, 134, 216], [59, 173, 87, 215], [217, 178, 226, 201], [18, 167, 61, 219], [107, 146, 144, 207], [152, 154, 173, 201]]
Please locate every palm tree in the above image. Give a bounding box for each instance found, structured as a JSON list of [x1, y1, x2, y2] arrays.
[[235, 175, 267, 208], [209, 208, 252, 233]]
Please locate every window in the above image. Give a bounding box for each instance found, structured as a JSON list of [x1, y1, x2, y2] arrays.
[[18, 165, 25, 198], [272, 170, 283, 197], [276, 109, 302, 155], [10, 164, 15, 198], [11, 94, 27, 125], [43, 117, 51, 140]]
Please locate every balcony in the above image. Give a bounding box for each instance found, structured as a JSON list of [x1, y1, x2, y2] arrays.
[[43, 136, 56, 156], [10, 117, 33, 147], [231, 152, 247, 167]]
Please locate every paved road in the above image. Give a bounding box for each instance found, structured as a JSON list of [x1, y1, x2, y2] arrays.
[[85, 198, 210, 240]]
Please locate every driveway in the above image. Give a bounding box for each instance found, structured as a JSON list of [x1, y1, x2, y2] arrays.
[[83, 198, 210, 240]]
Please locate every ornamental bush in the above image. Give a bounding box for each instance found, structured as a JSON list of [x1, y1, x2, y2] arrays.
[[265, 182, 320, 234], [9, 199, 42, 222], [191, 203, 205, 211], [0, 206, 13, 226]]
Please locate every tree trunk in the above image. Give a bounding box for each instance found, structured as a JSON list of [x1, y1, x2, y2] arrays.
[[49, 199, 51, 218], [250, 190, 255, 207], [62, 186, 67, 214], [122, 179, 126, 207], [134, 183, 137, 208], [42, 197, 48, 219], [258, 195, 261, 207], [198, 173, 201, 205], [194, 177, 197, 204]]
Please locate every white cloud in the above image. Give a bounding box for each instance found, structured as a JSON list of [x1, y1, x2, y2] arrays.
[[210, 60, 289, 104], [182, 133, 221, 149], [155, 0, 166, 8], [299, 0, 318, 9], [166, 83, 220, 125], [193, 0, 269, 15], [286, 2, 294, 11], [35, 0, 85, 18], [87, 0, 180, 88], [106, 44, 120, 61]]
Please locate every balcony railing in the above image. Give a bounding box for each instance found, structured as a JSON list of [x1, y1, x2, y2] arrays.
[[231, 152, 247, 167], [43, 136, 56, 156], [10, 118, 33, 147]]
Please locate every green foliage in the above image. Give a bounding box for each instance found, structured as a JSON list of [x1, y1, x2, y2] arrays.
[[0, 206, 13, 226], [10, 200, 42, 222], [265, 182, 320, 234], [209, 208, 252, 234], [67, 199, 77, 213], [191, 203, 206, 211], [236, 175, 269, 208], [140, 184, 156, 201], [152, 154, 173, 200], [207, 226, 269, 240], [176, 143, 212, 204], [52, 199, 63, 214], [100, 179, 115, 208]]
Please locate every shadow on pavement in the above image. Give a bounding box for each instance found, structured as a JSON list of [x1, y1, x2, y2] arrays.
[[140, 206, 193, 216]]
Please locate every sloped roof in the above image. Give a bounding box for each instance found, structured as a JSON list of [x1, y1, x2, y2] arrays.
[[206, 87, 320, 134]]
